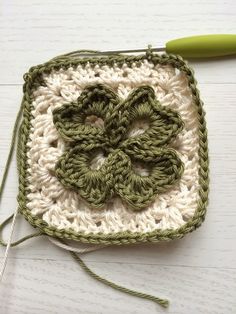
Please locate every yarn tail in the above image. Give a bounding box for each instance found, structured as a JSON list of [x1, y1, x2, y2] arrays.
[[70, 250, 169, 308]]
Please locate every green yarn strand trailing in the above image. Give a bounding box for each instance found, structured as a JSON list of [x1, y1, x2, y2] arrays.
[[0, 214, 168, 307], [0, 100, 23, 204], [70, 250, 169, 308], [0, 214, 43, 247]]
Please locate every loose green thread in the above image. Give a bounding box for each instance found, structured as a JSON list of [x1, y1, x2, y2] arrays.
[[0, 214, 168, 307], [53, 84, 184, 210], [0, 100, 23, 204], [70, 249, 169, 308], [0, 214, 43, 247]]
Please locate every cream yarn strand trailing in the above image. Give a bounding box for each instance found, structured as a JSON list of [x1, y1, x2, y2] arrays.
[[48, 237, 107, 253]]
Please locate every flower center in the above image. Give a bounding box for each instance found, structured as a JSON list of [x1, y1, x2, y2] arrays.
[[89, 150, 107, 170], [127, 118, 150, 137], [132, 162, 150, 177], [85, 115, 104, 129]]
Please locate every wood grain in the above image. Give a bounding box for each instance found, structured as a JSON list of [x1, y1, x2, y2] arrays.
[[0, 1, 236, 313], [0, 259, 235, 314]]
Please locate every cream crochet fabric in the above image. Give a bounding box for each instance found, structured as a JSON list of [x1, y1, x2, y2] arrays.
[[26, 60, 199, 234]]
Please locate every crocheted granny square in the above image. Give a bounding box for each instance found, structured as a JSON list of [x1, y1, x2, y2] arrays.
[[18, 52, 209, 244]]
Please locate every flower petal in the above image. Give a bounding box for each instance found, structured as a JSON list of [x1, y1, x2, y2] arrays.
[[55, 144, 115, 208], [52, 84, 120, 147], [118, 85, 183, 152], [115, 148, 184, 210]]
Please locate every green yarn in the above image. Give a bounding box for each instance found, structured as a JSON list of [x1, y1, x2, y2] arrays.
[[0, 214, 43, 247], [70, 249, 169, 308], [0, 100, 23, 204], [17, 51, 209, 244], [53, 84, 184, 210], [0, 100, 44, 247]]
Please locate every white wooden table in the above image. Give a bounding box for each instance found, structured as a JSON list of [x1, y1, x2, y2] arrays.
[[0, 1, 236, 313]]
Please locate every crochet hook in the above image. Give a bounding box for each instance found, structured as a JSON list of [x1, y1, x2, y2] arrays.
[[69, 34, 236, 58]]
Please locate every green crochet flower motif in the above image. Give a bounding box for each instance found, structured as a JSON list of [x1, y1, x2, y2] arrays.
[[52, 84, 184, 210]]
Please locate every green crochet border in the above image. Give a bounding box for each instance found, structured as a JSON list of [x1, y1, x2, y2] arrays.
[[17, 52, 209, 245]]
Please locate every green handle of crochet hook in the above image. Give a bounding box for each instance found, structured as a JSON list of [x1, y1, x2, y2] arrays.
[[166, 34, 236, 58]]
